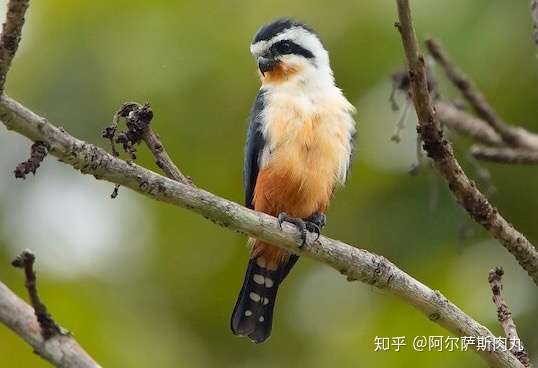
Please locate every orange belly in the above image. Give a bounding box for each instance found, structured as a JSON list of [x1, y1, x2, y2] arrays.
[[251, 159, 335, 269], [253, 163, 332, 218]]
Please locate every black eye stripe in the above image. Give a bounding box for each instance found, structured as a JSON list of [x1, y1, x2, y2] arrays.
[[270, 40, 314, 59]]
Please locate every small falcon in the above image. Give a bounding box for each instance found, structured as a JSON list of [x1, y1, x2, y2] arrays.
[[231, 18, 357, 343]]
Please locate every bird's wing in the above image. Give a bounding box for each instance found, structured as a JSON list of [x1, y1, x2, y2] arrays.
[[243, 90, 267, 209]]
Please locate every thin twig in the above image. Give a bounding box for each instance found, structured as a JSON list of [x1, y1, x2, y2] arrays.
[[471, 145, 538, 164], [488, 267, 531, 367], [0, 93, 525, 368], [0, 0, 29, 91], [104, 102, 192, 185], [7, 250, 100, 366], [390, 97, 411, 143], [435, 101, 503, 146], [11, 250, 64, 339], [426, 38, 538, 149], [395, 0, 538, 287], [142, 124, 192, 185]]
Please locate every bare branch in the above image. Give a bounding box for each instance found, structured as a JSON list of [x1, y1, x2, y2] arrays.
[[471, 145, 538, 164], [2, 252, 101, 367], [0, 0, 29, 91], [435, 101, 503, 146], [395, 0, 538, 287], [124, 103, 191, 185], [104, 102, 191, 185], [426, 38, 538, 149], [11, 250, 63, 339], [390, 97, 411, 143], [0, 93, 526, 367], [488, 267, 531, 367]]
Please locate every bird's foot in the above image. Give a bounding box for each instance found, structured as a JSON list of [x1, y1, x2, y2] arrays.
[[277, 212, 326, 248]]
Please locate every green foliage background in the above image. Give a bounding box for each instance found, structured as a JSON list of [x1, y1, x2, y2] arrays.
[[0, 1, 537, 367]]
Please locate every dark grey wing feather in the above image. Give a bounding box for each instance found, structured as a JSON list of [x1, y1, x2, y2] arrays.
[[243, 90, 267, 209]]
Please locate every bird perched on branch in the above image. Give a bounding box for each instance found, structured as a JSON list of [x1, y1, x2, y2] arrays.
[[231, 18, 356, 343]]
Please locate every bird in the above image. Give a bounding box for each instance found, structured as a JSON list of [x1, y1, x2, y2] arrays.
[[230, 18, 357, 344]]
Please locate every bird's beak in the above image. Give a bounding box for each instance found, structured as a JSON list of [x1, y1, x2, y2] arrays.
[[257, 56, 278, 76]]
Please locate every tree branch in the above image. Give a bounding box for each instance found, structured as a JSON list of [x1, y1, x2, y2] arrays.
[[471, 145, 538, 164], [0, 93, 526, 367], [11, 250, 63, 339], [425, 38, 538, 149], [0, 0, 29, 91], [108, 102, 191, 185], [395, 0, 538, 286], [1, 251, 101, 368], [488, 267, 531, 367], [435, 101, 503, 146]]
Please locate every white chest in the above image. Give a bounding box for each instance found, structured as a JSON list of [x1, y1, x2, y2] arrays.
[[259, 86, 356, 184]]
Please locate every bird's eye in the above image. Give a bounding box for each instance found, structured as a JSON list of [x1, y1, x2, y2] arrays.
[[274, 41, 293, 55]]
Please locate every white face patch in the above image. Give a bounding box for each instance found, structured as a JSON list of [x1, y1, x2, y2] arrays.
[[249, 292, 261, 302], [263, 297, 269, 305], [253, 274, 265, 285], [245, 310, 253, 317], [259, 316, 265, 323], [250, 27, 329, 70]]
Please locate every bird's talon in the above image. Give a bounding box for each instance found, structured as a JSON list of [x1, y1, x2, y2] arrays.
[[277, 212, 288, 230], [277, 212, 324, 247], [305, 222, 320, 241]]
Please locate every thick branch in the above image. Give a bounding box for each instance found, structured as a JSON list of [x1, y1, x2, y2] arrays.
[[471, 145, 538, 164], [395, 0, 538, 287], [0, 94, 526, 368], [488, 267, 531, 367], [0, 0, 29, 91], [426, 38, 538, 149]]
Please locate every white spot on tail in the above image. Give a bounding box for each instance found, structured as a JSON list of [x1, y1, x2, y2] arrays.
[[249, 292, 261, 302], [253, 274, 264, 285], [265, 277, 274, 288], [259, 316, 265, 322], [263, 297, 269, 305], [256, 257, 266, 268], [245, 310, 252, 317]]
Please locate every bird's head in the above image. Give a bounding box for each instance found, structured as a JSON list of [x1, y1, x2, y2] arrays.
[[250, 18, 332, 86]]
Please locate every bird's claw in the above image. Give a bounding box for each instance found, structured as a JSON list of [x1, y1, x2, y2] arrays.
[[277, 212, 325, 247], [305, 222, 321, 241]]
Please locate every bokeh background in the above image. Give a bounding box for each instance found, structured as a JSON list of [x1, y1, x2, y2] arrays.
[[1, 1, 537, 367]]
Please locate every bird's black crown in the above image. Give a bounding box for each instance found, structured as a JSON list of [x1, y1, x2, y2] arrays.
[[252, 18, 315, 44]]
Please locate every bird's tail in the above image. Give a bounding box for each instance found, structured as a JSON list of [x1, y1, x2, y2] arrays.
[[230, 244, 298, 343]]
